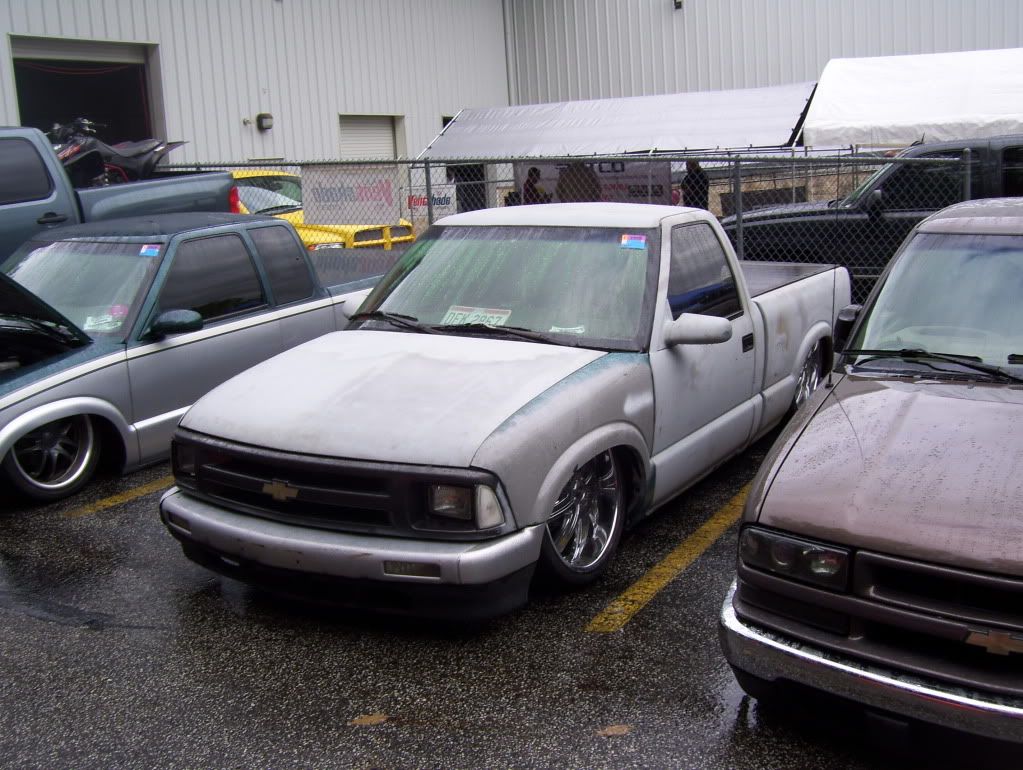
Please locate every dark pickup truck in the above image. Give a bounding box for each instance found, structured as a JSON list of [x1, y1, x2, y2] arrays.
[[723, 134, 1023, 300], [0, 126, 236, 260]]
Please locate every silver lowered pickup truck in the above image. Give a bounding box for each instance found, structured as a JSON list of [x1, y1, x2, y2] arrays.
[[160, 203, 850, 617]]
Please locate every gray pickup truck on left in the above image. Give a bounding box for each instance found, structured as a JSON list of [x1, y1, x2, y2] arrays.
[[0, 126, 235, 260], [1, 213, 383, 502]]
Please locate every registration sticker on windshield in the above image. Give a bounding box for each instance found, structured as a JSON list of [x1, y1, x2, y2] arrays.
[[620, 233, 647, 250], [139, 244, 161, 257], [441, 305, 511, 326], [83, 315, 124, 332]]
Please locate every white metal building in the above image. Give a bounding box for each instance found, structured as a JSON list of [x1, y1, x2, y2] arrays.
[[2, 0, 1023, 162], [0, 0, 509, 163]]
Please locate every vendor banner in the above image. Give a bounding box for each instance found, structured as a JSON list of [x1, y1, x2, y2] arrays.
[[301, 164, 401, 224]]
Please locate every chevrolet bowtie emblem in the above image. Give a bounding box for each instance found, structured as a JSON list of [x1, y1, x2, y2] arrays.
[[964, 628, 1023, 656], [262, 479, 299, 502]]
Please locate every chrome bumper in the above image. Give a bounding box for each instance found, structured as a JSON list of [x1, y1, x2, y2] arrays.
[[719, 581, 1023, 743], [160, 487, 544, 586]]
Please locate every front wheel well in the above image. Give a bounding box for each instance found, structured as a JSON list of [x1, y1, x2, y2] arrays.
[[88, 414, 126, 475], [610, 445, 648, 525]]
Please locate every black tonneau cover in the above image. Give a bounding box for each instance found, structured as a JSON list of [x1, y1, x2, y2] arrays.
[[740, 261, 835, 298]]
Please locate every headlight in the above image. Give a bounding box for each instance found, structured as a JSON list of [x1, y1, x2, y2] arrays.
[[171, 441, 197, 484], [309, 242, 347, 250], [739, 526, 850, 591], [420, 484, 506, 531], [428, 484, 473, 520]]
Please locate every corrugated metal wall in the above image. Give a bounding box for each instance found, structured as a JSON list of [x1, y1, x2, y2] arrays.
[[504, 0, 1023, 104], [0, 0, 509, 163]]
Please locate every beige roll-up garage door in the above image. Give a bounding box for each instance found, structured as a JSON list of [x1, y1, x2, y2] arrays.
[[11, 36, 147, 63], [339, 114, 396, 159]]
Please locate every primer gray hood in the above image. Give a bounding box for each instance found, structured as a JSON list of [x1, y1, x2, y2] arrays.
[[757, 374, 1023, 576], [181, 330, 606, 467]]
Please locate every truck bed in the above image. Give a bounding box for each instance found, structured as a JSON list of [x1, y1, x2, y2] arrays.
[[740, 261, 837, 298]]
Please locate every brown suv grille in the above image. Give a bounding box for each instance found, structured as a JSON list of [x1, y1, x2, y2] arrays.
[[736, 550, 1023, 698], [854, 552, 1023, 632]]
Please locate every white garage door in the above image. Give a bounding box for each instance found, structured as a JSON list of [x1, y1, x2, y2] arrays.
[[339, 115, 396, 160], [11, 36, 147, 63]]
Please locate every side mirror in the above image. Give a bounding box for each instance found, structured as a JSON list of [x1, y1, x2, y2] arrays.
[[834, 304, 862, 352], [866, 188, 884, 213], [664, 313, 732, 347], [149, 309, 203, 339]]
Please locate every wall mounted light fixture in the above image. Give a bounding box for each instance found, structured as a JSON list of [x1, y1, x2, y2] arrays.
[[255, 113, 274, 131]]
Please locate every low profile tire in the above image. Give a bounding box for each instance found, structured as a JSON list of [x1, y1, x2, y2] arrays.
[[537, 450, 625, 587], [792, 340, 825, 412], [2, 415, 100, 502]]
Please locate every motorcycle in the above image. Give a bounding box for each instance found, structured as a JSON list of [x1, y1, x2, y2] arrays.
[[48, 117, 187, 188]]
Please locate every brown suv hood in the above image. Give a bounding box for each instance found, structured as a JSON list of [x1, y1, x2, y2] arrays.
[[758, 374, 1023, 576]]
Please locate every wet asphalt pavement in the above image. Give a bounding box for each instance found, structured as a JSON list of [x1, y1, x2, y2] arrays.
[[1, 438, 1020, 769]]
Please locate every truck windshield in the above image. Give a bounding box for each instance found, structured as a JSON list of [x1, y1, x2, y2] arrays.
[[356, 225, 660, 351], [849, 232, 1023, 372], [1, 239, 162, 339]]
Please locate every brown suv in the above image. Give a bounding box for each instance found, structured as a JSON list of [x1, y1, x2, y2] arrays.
[[720, 197, 1023, 742]]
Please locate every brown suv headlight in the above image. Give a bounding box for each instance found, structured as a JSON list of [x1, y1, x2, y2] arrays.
[[739, 526, 850, 591]]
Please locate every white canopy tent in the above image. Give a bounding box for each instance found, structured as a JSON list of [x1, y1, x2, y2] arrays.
[[419, 82, 815, 159], [801, 47, 1023, 147]]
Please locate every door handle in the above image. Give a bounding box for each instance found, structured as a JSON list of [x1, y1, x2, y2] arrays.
[[37, 212, 69, 225], [742, 333, 754, 352]]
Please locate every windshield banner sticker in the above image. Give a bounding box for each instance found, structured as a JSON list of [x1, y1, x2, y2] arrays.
[[441, 306, 511, 326], [620, 234, 647, 250], [549, 325, 586, 334]]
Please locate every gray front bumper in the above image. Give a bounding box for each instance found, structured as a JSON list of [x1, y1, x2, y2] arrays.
[[160, 487, 544, 585], [719, 581, 1023, 743]]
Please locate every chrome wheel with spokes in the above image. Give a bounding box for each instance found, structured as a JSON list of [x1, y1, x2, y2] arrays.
[[2, 415, 99, 501], [793, 341, 824, 411], [540, 450, 624, 585]]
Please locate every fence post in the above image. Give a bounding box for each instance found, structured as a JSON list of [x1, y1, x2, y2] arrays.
[[732, 159, 744, 260], [961, 148, 972, 201], [424, 159, 435, 225]]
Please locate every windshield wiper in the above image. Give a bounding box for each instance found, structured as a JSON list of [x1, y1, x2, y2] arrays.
[[347, 311, 435, 333], [429, 323, 558, 344], [0, 313, 85, 346], [843, 348, 1023, 384]]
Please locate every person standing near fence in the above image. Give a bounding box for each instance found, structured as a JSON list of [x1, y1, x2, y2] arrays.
[[681, 160, 710, 210], [522, 166, 551, 204]]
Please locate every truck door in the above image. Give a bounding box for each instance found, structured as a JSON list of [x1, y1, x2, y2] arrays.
[[649, 222, 756, 503], [246, 224, 335, 347], [0, 135, 77, 260], [126, 233, 282, 460]]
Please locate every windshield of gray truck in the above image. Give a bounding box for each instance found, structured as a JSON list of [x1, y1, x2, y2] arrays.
[[849, 232, 1023, 374], [2, 239, 162, 340], [354, 225, 660, 351]]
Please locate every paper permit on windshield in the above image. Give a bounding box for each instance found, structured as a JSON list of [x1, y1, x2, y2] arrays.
[[441, 305, 511, 326]]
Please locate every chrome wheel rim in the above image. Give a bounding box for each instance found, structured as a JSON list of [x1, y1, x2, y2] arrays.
[[10, 416, 95, 492], [794, 342, 823, 409], [546, 451, 622, 571]]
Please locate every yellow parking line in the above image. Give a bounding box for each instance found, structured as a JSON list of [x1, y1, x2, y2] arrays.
[[585, 482, 751, 633], [64, 475, 175, 518]]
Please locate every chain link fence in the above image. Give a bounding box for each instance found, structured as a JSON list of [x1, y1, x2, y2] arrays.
[[174, 150, 974, 303]]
